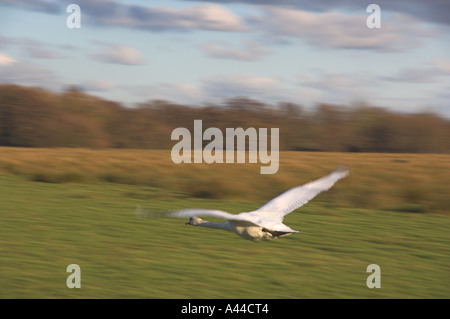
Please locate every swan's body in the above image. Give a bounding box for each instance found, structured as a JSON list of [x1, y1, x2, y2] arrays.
[[186, 218, 294, 241], [137, 167, 349, 242]]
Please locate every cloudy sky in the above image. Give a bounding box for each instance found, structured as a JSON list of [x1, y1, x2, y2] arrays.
[[1, 0, 449, 116]]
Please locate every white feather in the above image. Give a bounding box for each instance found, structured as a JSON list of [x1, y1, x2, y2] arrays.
[[251, 166, 350, 221]]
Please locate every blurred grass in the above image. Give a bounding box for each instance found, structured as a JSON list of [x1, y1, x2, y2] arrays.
[[0, 148, 449, 298]]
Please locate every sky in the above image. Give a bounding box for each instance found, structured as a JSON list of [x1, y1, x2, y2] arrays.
[[0, 0, 449, 117]]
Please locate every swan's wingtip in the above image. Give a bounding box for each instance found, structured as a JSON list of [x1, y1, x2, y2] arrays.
[[334, 165, 351, 176]]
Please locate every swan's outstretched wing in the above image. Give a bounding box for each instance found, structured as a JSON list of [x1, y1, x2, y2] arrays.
[[251, 166, 350, 222], [167, 209, 243, 221], [136, 206, 247, 222]]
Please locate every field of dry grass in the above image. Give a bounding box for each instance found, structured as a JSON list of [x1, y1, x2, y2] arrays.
[[1, 147, 449, 213]]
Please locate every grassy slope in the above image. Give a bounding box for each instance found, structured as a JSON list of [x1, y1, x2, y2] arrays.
[[1, 166, 449, 298]]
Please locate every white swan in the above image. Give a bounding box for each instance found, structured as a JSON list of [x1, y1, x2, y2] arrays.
[[137, 167, 349, 242]]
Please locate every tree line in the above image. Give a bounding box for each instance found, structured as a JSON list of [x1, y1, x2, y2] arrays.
[[0, 84, 449, 153]]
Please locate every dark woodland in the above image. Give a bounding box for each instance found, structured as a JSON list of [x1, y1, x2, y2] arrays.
[[1, 84, 448, 153]]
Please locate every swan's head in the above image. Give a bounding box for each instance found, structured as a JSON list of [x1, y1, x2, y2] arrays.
[[185, 216, 203, 226]]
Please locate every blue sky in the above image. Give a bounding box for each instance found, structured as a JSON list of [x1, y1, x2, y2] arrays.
[[1, 0, 449, 116]]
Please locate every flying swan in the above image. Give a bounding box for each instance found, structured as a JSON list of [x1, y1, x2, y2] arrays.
[[137, 167, 349, 242]]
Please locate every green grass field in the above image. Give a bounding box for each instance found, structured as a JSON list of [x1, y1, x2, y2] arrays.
[[1, 148, 449, 298]]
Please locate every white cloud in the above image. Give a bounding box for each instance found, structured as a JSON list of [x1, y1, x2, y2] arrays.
[[297, 70, 383, 105], [0, 35, 69, 59], [382, 67, 440, 83], [91, 44, 143, 65], [301, 71, 377, 90], [181, 0, 450, 27], [0, 1, 247, 32], [0, 59, 59, 88], [0, 53, 16, 65], [25, 46, 61, 59], [101, 3, 246, 32], [201, 40, 269, 61], [184, 3, 246, 31], [204, 74, 279, 98], [126, 83, 205, 104], [125, 74, 293, 104], [381, 59, 450, 83], [434, 58, 450, 75], [249, 7, 435, 52], [84, 80, 115, 92]]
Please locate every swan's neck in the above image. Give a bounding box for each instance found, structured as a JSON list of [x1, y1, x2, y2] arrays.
[[197, 220, 229, 230]]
